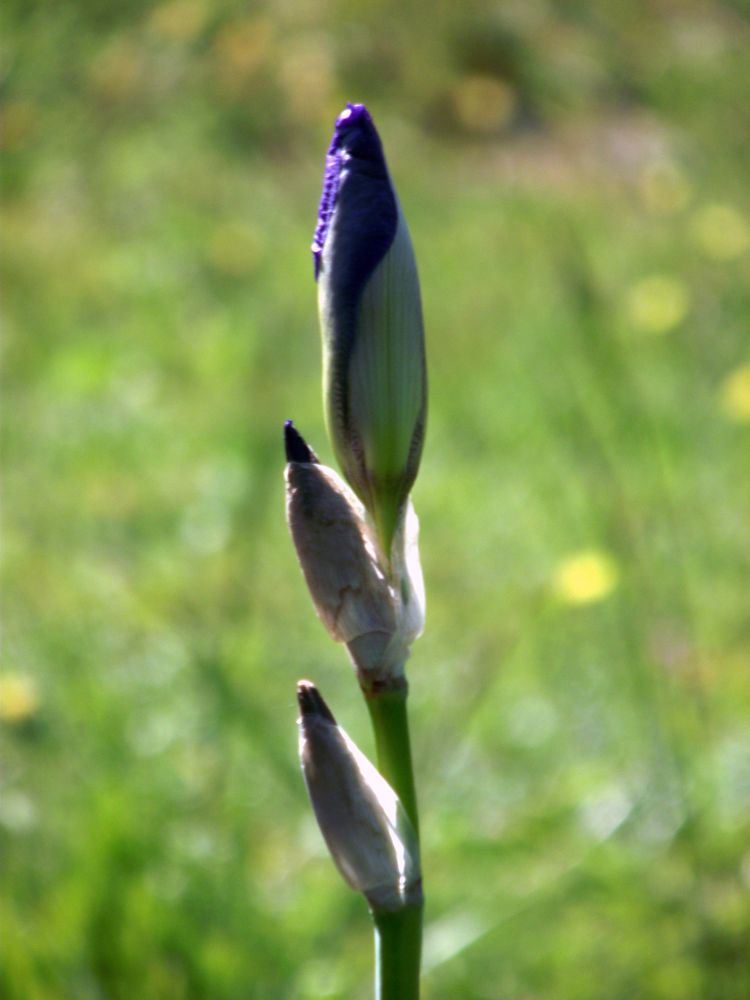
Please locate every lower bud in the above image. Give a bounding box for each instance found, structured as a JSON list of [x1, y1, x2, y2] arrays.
[[297, 680, 422, 913]]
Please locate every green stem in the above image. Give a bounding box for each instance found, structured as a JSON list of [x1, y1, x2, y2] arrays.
[[373, 906, 422, 999], [365, 686, 419, 835], [366, 685, 422, 999]]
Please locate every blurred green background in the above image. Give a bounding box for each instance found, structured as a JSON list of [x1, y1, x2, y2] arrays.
[[2, 1, 750, 997]]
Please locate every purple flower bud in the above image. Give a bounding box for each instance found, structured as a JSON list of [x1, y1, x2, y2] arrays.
[[313, 104, 427, 562]]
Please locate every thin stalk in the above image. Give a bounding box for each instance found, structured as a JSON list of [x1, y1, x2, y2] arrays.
[[365, 686, 419, 834], [373, 906, 422, 999], [366, 685, 422, 999]]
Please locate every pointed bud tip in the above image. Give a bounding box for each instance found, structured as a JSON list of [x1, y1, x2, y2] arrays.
[[336, 102, 371, 128], [312, 102, 384, 279], [284, 421, 318, 464], [296, 680, 337, 724]]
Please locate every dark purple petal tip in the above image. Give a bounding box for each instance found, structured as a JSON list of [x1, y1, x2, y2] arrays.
[[297, 680, 337, 724], [312, 102, 388, 279], [284, 420, 319, 464], [335, 103, 372, 129]]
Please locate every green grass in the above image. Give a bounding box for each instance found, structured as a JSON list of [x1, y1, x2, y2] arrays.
[[2, 2, 750, 997]]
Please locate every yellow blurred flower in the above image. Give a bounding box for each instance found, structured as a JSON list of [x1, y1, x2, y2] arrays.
[[212, 16, 274, 96], [719, 364, 750, 423], [89, 39, 144, 103], [638, 160, 692, 215], [451, 75, 516, 134], [0, 675, 39, 724], [690, 203, 750, 260], [553, 550, 619, 606], [277, 35, 334, 124], [627, 275, 689, 335], [148, 0, 208, 42], [0, 99, 37, 151]]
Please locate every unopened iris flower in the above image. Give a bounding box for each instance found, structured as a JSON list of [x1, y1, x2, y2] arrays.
[[297, 680, 421, 913], [312, 103, 427, 563], [285, 421, 425, 686]]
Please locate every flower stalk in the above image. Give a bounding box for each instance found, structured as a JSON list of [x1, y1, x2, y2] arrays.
[[286, 102, 427, 999], [368, 685, 422, 998]]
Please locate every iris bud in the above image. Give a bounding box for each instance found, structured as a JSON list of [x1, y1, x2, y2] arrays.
[[313, 103, 427, 561], [285, 422, 424, 685], [297, 680, 422, 913]]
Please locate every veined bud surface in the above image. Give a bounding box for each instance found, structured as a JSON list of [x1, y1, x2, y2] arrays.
[[285, 422, 424, 685], [297, 681, 422, 913], [312, 103, 427, 561]]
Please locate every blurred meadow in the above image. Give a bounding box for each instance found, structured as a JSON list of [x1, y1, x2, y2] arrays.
[[2, 1, 750, 997]]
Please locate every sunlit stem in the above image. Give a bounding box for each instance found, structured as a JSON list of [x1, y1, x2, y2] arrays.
[[365, 685, 419, 834], [373, 905, 422, 1000], [366, 681, 422, 999]]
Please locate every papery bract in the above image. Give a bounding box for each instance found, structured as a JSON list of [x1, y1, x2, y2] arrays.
[[285, 422, 424, 685], [297, 681, 421, 913]]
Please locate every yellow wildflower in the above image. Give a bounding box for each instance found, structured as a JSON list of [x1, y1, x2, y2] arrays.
[[451, 75, 516, 134], [627, 275, 689, 335], [690, 204, 750, 260], [0, 675, 39, 724], [719, 365, 750, 423], [148, 0, 208, 42], [553, 550, 619, 606]]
